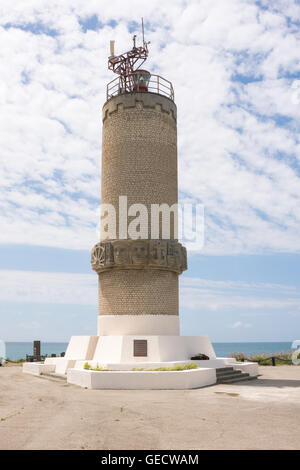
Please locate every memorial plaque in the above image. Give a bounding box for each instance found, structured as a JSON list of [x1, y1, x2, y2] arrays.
[[133, 340, 148, 357]]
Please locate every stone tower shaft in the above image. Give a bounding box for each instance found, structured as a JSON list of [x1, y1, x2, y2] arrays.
[[92, 88, 187, 336], [102, 93, 178, 237]]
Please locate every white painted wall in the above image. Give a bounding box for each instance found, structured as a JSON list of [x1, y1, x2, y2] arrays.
[[97, 315, 180, 336], [183, 336, 216, 360], [65, 335, 98, 359], [92, 335, 216, 364], [75, 359, 235, 371], [28, 336, 100, 375], [44, 357, 76, 374], [23, 362, 55, 376], [232, 362, 258, 376], [67, 367, 217, 390]]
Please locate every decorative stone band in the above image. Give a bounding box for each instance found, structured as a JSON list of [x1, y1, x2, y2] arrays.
[[91, 239, 187, 275], [102, 92, 177, 123]]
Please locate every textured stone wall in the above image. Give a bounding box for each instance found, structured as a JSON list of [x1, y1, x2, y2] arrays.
[[101, 93, 178, 239], [97, 92, 181, 324], [98, 269, 178, 316]]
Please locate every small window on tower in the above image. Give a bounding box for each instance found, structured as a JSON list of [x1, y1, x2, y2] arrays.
[[133, 340, 148, 357]]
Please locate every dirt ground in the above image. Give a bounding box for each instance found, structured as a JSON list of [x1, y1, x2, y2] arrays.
[[0, 364, 299, 450]]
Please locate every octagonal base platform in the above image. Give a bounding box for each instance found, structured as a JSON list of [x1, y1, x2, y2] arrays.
[[67, 365, 217, 390]]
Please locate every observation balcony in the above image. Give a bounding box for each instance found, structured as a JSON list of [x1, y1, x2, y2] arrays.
[[106, 71, 174, 102]]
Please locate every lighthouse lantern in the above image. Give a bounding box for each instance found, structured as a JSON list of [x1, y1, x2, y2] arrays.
[[131, 69, 151, 92]]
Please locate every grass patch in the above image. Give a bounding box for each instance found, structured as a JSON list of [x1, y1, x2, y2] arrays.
[[131, 363, 197, 372], [0, 412, 20, 422], [3, 357, 26, 364], [92, 364, 108, 371], [84, 362, 108, 371], [83, 362, 198, 372]]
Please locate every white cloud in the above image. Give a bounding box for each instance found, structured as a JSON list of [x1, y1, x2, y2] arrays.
[[180, 276, 300, 313], [0, 0, 299, 253], [1, 269, 299, 321], [0, 270, 97, 305], [228, 321, 252, 329]]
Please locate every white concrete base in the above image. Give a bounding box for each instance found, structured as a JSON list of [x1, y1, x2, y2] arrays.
[[44, 357, 76, 375], [23, 333, 258, 384], [23, 335, 99, 376], [22, 362, 55, 376], [68, 356, 258, 389], [98, 315, 180, 336], [64, 335, 99, 360], [188, 358, 258, 376], [92, 335, 215, 364], [74, 357, 257, 370], [232, 361, 259, 377], [42, 335, 99, 374], [67, 366, 217, 390]]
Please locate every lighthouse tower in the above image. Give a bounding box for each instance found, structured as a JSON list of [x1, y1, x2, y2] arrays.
[[86, 30, 216, 364], [91, 33, 187, 339], [23, 26, 259, 385]]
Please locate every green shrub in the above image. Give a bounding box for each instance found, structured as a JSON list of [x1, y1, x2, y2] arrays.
[[229, 351, 297, 365], [84, 361, 108, 371], [173, 365, 185, 371], [90, 362, 108, 371], [185, 362, 197, 369], [4, 357, 26, 364]]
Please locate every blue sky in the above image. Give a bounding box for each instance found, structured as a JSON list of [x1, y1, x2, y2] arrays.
[[0, 0, 300, 342]]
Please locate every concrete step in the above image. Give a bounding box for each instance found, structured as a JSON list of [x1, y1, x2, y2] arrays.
[[216, 369, 242, 377], [216, 367, 234, 373], [216, 372, 244, 381], [217, 373, 254, 384]]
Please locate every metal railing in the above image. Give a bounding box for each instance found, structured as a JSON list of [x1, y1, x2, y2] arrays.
[[238, 355, 294, 366], [106, 73, 174, 101]]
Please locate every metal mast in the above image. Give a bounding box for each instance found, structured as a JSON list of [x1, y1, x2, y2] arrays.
[[108, 18, 149, 93]]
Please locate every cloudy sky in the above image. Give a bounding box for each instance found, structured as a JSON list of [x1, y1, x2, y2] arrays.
[[1, 0, 300, 342]]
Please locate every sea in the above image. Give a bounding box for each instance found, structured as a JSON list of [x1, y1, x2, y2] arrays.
[[2, 341, 294, 361]]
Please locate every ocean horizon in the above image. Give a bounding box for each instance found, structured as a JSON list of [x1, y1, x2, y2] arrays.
[[2, 341, 294, 361]]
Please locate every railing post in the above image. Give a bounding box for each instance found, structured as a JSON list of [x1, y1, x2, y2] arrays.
[[271, 356, 276, 366], [106, 74, 174, 101]]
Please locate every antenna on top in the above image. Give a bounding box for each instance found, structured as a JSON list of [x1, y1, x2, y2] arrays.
[[141, 17, 150, 48], [142, 17, 145, 45], [109, 40, 115, 58], [108, 19, 150, 93]]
